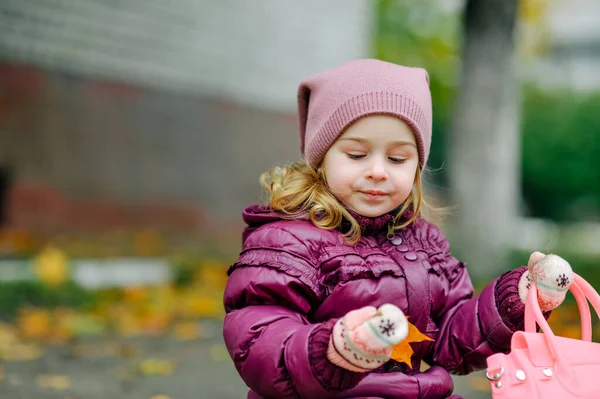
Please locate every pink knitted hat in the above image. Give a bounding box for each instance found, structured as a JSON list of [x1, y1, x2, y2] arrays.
[[298, 58, 432, 167]]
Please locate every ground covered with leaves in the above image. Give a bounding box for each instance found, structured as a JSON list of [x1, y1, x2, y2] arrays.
[[0, 228, 252, 398], [0, 230, 596, 398], [0, 319, 249, 399], [0, 249, 250, 398]]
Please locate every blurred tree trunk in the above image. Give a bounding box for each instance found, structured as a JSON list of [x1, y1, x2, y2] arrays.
[[448, 0, 520, 280]]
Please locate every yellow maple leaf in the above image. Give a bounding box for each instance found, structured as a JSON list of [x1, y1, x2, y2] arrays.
[[390, 321, 433, 368]]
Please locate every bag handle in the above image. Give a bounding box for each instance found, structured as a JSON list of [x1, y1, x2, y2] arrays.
[[522, 273, 600, 396], [525, 273, 600, 342]]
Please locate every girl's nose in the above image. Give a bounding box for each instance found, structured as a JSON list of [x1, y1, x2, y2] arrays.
[[366, 156, 388, 181]]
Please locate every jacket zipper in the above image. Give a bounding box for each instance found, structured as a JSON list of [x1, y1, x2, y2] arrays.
[[387, 221, 395, 240]]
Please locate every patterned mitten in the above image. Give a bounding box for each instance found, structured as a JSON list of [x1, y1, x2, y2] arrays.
[[327, 304, 408, 372], [518, 251, 574, 311]]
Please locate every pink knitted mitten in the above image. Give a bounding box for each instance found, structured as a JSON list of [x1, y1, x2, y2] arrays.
[[518, 251, 573, 311], [327, 304, 408, 372]]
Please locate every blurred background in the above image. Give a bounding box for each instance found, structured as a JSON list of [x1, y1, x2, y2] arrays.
[[0, 0, 599, 398]]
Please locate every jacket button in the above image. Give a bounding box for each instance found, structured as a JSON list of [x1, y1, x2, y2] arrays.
[[396, 245, 409, 253], [405, 253, 417, 261], [391, 236, 403, 245]]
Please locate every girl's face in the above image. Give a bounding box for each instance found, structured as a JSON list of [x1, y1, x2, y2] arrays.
[[322, 115, 419, 218]]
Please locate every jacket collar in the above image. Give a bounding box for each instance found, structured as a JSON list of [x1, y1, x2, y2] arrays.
[[242, 203, 413, 235], [345, 208, 393, 233], [344, 206, 414, 235]]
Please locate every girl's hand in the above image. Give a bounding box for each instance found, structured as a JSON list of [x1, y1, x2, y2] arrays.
[[518, 251, 573, 311], [327, 304, 408, 372]]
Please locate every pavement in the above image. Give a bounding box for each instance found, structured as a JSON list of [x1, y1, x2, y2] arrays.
[[0, 319, 491, 399]]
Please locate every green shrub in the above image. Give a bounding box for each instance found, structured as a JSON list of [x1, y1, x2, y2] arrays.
[[521, 87, 600, 221], [0, 280, 96, 318]]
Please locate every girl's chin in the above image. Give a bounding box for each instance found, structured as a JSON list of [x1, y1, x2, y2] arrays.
[[348, 205, 394, 218]]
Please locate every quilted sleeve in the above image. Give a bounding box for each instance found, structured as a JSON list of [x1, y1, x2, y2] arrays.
[[223, 224, 364, 398], [424, 224, 516, 375]]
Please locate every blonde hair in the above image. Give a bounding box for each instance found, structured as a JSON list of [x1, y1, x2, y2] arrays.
[[259, 161, 433, 245]]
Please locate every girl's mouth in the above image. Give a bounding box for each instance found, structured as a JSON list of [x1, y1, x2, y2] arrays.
[[362, 190, 387, 198]]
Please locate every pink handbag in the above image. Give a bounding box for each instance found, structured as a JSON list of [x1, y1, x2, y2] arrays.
[[486, 273, 600, 398]]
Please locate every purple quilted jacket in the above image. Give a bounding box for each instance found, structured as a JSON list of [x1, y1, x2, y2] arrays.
[[223, 205, 526, 399]]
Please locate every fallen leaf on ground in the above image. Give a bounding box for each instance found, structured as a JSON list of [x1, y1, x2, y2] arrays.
[[139, 359, 173, 375], [0, 323, 17, 342], [117, 343, 138, 359], [1, 342, 43, 361], [17, 308, 52, 340], [173, 321, 201, 341], [36, 374, 71, 389], [180, 292, 223, 319]]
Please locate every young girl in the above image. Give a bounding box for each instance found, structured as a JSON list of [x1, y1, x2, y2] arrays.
[[222, 59, 573, 399]]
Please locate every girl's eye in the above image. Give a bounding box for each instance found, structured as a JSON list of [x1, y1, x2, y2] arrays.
[[388, 157, 406, 164], [347, 153, 366, 160]]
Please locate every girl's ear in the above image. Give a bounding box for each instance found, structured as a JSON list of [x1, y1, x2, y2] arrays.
[[528, 251, 546, 268]]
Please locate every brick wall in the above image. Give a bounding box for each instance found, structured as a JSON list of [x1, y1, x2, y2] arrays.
[[0, 66, 301, 230], [0, 1, 373, 230]]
